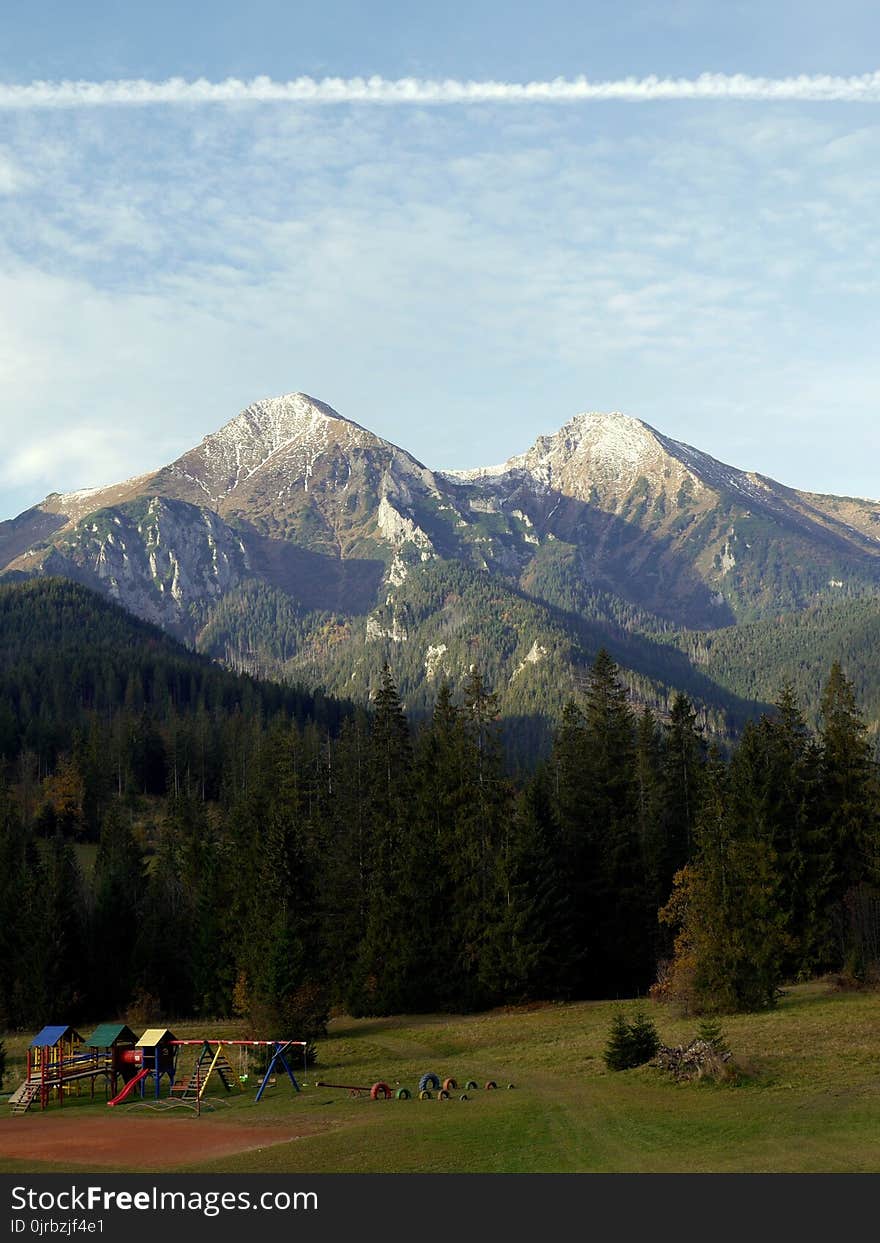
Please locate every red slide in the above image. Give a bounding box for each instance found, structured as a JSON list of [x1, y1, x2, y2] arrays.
[[107, 1067, 150, 1107]]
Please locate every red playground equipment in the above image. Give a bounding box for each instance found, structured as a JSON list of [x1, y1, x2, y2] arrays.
[[106, 1029, 177, 1105]]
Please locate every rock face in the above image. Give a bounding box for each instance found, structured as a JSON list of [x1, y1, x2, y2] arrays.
[[39, 497, 248, 636], [4, 391, 880, 710]]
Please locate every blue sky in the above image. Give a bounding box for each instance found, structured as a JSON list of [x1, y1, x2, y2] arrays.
[[1, 1, 880, 519]]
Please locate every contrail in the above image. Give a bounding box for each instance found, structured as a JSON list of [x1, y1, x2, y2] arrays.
[[1, 71, 880, 108]]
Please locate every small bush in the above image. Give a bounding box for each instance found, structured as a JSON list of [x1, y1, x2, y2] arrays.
[[696, 1017, 728, 1055], [0, 1039, 6, 1091], [604, 1009, 660, 1071]]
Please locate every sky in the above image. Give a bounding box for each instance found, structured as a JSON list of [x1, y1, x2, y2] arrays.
[[1, 0, 880, 519]]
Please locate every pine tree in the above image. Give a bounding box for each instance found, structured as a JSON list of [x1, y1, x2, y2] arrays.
[[37, 833, 87, 1019], [627, 1009, 660, 1064], [350, 665, 416, 1014], [634, 706, 666, 957], [479, 768, 567, 1003], [456, 667, 512, 1008], [818, 663, 880, 969], [89, 804, 145, 1013], [581, 649, 646, 996], [604, 1011, 635, 1071], [659, 748, 788, 1012], [603, 1009, 658, 1070], [660, 692, 705, 876]]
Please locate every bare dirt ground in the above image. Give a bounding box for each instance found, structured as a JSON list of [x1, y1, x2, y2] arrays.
[[0, 1113, 318, 1170]]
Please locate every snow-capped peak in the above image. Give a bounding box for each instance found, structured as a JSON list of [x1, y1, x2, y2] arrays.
[[209, 392, 366, 456], [448, 410, 680, 496]]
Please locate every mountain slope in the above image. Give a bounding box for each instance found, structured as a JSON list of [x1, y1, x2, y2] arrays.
[[4, 392, 880, 734]]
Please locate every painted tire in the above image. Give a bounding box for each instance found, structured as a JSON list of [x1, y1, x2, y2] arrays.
[[418, 1090, 432, 1100], [485, 1081, 497, 1090], [465, 1080, 478, 1090], [370, 1081, 393, 1100], [419, 1072, 441, 1092], [396, 1088, 411, 1100], [442, 1077, 457, 1092], [437, 1089, 450, 1100], [507, 1083, 515, 1090], [459, 1094, 469, 1101]]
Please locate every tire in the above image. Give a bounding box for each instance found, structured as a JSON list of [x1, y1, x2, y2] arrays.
[[465, 1080, 478, 1091], [437, 1089, 449, 1100], [418, 1090, 432, 1100], [507, 1083, 515, 1090], [459, 1094, 469, 1101], [419, 1072, 441, 1092], [370, 1081, 392, 1100], [442, 1077, 457, 1092], [485, 1081, 497, 1090], [396, 1088, 411, 1100]]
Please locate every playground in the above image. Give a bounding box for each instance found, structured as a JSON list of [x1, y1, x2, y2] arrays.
[[6, 1024, 306, 1114], [3, 983, 880, 1173]]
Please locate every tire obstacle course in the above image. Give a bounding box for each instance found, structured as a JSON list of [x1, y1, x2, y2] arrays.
[[315, 1069, 512, 1103]]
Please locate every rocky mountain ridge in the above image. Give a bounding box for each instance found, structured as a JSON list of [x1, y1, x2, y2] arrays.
[[3, 391, 880, 732]]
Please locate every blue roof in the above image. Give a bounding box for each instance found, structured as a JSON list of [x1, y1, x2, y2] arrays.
[[30, 1025, 81, 1048]]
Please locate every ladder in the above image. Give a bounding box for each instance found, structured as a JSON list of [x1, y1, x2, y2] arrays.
[[9, 1082, 41, 1115], [173, 1044, 241, 1099]]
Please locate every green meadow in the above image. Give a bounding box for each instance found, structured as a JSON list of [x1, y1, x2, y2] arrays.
[[2, 981, 879, 1173]]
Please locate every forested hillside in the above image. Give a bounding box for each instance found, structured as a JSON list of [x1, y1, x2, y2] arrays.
[[670, 596, 880, 735], [2, 579, 878, 1033]]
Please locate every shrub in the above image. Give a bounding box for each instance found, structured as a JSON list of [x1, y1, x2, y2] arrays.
[[604, 1009, 660, 1071], [0, 1039, 6, 1091], [696, 1017, 728, 1055]]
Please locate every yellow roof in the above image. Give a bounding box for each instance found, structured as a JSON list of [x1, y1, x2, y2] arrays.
[[136, 1028, 175, 1047]]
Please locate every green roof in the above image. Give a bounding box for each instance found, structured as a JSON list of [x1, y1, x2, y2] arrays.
[[84, 1023, 137, 1048]]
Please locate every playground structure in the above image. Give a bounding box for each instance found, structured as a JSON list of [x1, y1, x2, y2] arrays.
[[8, 1025, 307, 1115]]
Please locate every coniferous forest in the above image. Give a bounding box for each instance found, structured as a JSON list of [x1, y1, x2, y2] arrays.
[[1, 579, 879, 1040]]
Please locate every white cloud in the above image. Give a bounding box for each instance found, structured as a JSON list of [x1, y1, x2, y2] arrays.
[[0, 149, 30, 194], [1, 97, 880, 515], [2, 72, 880, 109]]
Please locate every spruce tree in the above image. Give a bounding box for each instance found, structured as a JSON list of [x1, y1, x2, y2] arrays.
[[660, 748, 788, 1012], [582, 649, 646, 996], [479, 768, 567, 1003], [456, 667, 512, 1009], [89, 803, 146, 1014], [350, 665, 416, 1014], [661, 692, 706, 877]]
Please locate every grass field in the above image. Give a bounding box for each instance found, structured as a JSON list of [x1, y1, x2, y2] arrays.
[[2, 981, 879, 1173]]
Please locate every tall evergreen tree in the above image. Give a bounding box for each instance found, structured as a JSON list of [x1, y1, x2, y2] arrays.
[[581, 649, 646, 996], [89, 804, 145, 1013], [660, 692, 706, 878], [660, 748, 788, 1012], [350, 665, 416, 1014], [818, 662, 880, 965]]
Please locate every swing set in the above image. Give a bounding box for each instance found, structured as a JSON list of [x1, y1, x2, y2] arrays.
[[170, 1039, 306, 1102]]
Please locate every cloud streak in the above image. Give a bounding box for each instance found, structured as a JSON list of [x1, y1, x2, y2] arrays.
[[2, 71, 880, 108]]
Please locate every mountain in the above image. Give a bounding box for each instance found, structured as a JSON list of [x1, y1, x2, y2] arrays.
[[4, 392, 880, 735]]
